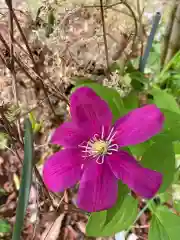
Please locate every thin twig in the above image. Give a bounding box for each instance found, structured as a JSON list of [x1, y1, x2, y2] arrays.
[[44, 195, 65, 240], [0, 110, 22, 163], [32, 178, 40, 240], [6, 0, 16, 102], [99, 0, 110, 75], [5, 0, 23, 142], [105, 1, 138, 59], [1, 106, 55, 206], [118, 1, 138, 58], [125, 199, 153, 239], [0, 32, 69, 105], [137, 0, 144, 57], [34, 166, 55, 207], [133, 224, 149, 229], [10, 8, 57, 117]]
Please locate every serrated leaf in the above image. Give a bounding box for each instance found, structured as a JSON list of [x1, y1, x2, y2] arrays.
[[74, 81, 126, 121], [0, 220, 11, 233], [12, 119, 34, 240], [149, 206, 180, 240], [141, 138, 175, 193], [151, 88, 180, 114], [86, 183, 138, 237]]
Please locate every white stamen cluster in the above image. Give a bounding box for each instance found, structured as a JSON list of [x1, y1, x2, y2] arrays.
[[79, 126, 119, 164]]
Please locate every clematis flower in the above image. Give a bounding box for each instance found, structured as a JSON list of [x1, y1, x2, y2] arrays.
[[43, 87, 164, 212]]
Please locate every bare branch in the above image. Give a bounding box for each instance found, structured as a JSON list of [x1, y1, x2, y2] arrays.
[[100, 0, 110, 76]]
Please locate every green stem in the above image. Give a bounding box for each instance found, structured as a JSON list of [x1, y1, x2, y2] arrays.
[[139, 12, 161, 72], [125, 198, 154, 239]]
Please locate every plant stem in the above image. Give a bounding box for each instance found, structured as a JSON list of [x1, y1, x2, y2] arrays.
[[139, 12, 161, 72], [125, 199, 153, 239], [100, 0, 110, 77]]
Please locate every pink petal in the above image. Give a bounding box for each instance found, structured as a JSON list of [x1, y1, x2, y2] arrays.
[[77, 161, 118, 212], [51, 121, 89, 148], [70, 87, 112, 135], [43, 149, 83, 192], [107, 151, 162, 199], [114, 104, 164, 146]]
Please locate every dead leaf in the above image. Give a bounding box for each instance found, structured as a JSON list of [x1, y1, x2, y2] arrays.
[[77, 221, 86, 234], [41, 214, 65, 240]]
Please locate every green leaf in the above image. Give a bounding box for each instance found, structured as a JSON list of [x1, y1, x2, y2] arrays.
[[129, 71, 147, 91], [12, 119, 34, 240], [158, 192, 171, 204], [174, 200, 180, 212], [151, 88, 180, 114], [141, 138, 175, 193], [29, 112, 42, 133], [86, 183, 138, 237], [174, 142, 180, 155], [0, 188, 6, 197], [123, 91, 138, 111], [161, 110, 180, 141], [103, 195, 138, 235], [146, 48, 161, 73], [149, 215, 169, 240], [149, 206, 180, 240], [0, 220, 11, 233], [129, 71, 148, 84], [104, 183, 129, 225], [0, 132, 8, 150], [86, 211, 107, 237], [129, 141, 151, 157], [74, 81, 125, 121]]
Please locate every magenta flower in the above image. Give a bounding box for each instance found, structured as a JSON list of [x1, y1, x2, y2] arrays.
[[43, 87, 164, 212]]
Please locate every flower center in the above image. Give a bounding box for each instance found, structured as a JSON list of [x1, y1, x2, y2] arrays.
[[91, 140, 108, 155], [79, 126, 119, 164]]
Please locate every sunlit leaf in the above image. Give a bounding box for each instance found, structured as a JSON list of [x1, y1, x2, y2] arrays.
[[151, 88, 180, 114], [161, 110, 180, 141], [123, 91, 138, 111], [0, 220, 11, 233], [129, 141, 151, 157], [86, 183, 138, 237], [141, 137, 175, 193], [149, 206, 180, 240]]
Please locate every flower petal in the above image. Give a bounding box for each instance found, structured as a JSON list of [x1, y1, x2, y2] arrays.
[[51, 121, 89, 148], [43, 149, 83, 192], [77, 161, 118, 212], [114, 104, 164, 146], [107, 151, 162, 199], [70, 87, 112, 135]]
